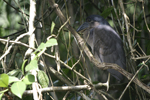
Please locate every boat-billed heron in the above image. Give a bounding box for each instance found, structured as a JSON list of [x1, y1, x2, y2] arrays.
[[77, 15, 126, 81]]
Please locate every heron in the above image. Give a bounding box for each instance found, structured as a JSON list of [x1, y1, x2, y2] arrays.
[[76, 15, 126, 81]]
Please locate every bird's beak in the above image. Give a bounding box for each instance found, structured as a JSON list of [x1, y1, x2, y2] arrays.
[[76, 22, 90, 32]]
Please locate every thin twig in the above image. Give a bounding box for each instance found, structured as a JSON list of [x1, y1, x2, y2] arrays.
[[119, 58, 150, 100], [0, 32, 29, 61], [47, 0, 150, 94], [24, 83, 108, 95]]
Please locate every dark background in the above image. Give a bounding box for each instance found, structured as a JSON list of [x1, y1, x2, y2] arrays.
[[0, 0, 150, 100]]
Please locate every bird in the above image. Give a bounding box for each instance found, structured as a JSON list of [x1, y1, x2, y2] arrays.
[[76, 15, 126, 81]]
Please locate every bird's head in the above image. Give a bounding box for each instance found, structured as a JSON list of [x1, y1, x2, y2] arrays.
[[77, 15, 110, 32]]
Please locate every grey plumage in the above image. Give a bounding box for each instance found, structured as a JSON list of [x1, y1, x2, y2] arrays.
[[77, 15, 126, 81]]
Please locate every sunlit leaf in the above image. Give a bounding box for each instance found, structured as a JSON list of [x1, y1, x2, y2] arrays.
[[0, 89, 8, 94], [9, 76, 19, 84], [0, 74, 9, 87], [11, 81, 26, 99], [45, 38, 57, 47], [7, 69, 21, 76], [36, 42, 46, 52], [0, 88, 8, 100], [0, 93, 4, 100], [25, 59, 38, 72], [51, 21, 55, 33]]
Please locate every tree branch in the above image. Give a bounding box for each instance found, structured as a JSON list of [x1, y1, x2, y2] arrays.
[[47, 0, 150, 94], [23, 83, 108, 95]]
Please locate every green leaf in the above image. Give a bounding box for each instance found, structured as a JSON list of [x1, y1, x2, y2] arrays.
[[0, 89, 8, 93], [36, 42, 46, 52], [101, 6, 114, 18], [17, 72, 23, 79], [0, 74, 9, 87], [37, 70, 49, 88], [9, 76, 19, 84], [21, 59, 28, 75], [11, 81, 26, 99], [0, 93, 4, 100], [35, 38, 57, 54], [7, 69, 21, 76], [25, 59, 38, 72], [0, 88, 8, 100], [23, 74, 35, 85], [45, 38, 57, 47], [51, 21, 55, 33]]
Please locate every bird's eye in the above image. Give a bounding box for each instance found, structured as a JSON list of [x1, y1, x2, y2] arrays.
[[86, 19, 91, 22]]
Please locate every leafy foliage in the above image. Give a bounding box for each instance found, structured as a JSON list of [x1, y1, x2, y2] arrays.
[[0, 0, 150, 100], [0, 38, 57, 98], [11, 81, 26, 98]]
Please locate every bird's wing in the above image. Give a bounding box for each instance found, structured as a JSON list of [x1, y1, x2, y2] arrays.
[[93, 25, 126, 80]]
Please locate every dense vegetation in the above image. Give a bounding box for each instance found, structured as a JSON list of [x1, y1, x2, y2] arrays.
[[0, 0, 150, 100]]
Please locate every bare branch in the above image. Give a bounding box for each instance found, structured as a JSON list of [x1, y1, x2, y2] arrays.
[[47, 0, 150, 94]]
